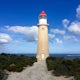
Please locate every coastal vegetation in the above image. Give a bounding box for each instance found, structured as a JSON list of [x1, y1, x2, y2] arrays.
[[0, 53, 37, 80], [0, 53, 80, 80], [46, 57, 80, 80]]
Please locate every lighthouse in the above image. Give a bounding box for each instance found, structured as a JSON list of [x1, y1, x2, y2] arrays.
[[36, 11, 49, 61]]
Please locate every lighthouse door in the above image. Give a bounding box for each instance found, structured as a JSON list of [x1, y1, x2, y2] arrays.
[[41, 53, 45, 60]]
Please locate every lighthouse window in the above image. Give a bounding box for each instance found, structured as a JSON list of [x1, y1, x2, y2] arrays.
[[42, 27, 44, 29]]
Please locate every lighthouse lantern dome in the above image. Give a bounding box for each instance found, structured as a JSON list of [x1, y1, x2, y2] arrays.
[[39, 11, 47, 19]]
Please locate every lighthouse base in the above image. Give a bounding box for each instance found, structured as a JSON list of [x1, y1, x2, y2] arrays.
[[36, 53, 49, 61]]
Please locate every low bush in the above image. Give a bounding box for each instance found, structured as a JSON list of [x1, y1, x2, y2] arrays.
[[0, 53, 37, 79], [46, 57, 80, 80]]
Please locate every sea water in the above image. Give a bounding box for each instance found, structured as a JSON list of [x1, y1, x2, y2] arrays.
[[16, 53, 80, 58]]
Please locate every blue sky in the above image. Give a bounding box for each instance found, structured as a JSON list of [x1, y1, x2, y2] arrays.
[[0, 0, 80, 54]]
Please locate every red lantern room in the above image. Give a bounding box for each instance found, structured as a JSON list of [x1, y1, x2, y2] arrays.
[[39, 11, 47, 17], [38, 11, 48, 25], [39, 11, 47, 20]]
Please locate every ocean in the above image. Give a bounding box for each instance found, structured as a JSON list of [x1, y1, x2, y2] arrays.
[[17, 54, 80, 58]]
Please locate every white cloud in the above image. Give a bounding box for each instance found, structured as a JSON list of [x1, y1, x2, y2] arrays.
[[51, 29, 65, 35], [62, 19, 69, 28], [0, 33, 12, 44], [76, 5, 80, 18], [48, 34, 55, 39], [63, 35, 79, 42], [7, 26, 38, 42], [7, 26, 56, 42], [55, 38, 63, 44], [48, 34, 55, 42], [73, 38, 79, 42], [7, 26, 38, 35], [64, 36, 73, 40], [68, 22, 80, 35]]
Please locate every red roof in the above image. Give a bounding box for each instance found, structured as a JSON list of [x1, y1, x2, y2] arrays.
[[39, 11, 47, 16]]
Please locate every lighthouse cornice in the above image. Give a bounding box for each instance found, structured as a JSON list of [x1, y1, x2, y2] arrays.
[[37, 24, 49, 26]]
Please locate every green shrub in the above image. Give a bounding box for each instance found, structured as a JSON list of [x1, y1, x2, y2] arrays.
[[46, 57, 80, 80], [0, 53, 37, 72]]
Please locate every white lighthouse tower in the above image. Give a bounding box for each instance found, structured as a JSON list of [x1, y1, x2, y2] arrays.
[[36, 11, 49, 61]]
